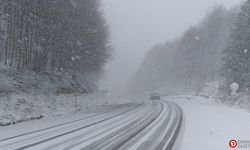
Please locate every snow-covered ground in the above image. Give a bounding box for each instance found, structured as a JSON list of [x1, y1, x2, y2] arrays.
[[165, 95, 250, 150], [0, 93, 135, 126], [0, 66, 139, 126]]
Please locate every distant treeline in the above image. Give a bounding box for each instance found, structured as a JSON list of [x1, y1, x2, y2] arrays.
[[0, 0, 110, 76], [131, 6, 239, 94]]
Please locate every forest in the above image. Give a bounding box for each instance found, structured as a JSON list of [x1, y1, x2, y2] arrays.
[[131, 1, 250, 103], [0, 0, 110, 93]]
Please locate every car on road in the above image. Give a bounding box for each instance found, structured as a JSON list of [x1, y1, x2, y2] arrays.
[[150, 93, 161, 100]]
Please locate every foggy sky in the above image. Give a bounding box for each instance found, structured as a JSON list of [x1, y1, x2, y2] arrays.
[[100, 0, 243, 95]]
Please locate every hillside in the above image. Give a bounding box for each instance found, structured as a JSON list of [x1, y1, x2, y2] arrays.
[[130, 6, 237, 95]]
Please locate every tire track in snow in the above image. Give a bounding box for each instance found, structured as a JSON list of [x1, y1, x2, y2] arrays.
[[0, 101, 183, 150]]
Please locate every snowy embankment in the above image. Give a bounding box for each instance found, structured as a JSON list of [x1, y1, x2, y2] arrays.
[[0, 67, 133, 126], [165, 95, 250, 150], [197, 81, 250, 111], [0, 93, 124, 126]]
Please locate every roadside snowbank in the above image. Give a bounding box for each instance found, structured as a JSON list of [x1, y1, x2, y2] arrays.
[[166, 95, 250, 150], [196, 81, 250, 112], [0, 68, 133, 127], [0, 93, 121, 126]]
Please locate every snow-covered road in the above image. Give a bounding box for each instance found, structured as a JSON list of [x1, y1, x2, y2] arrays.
[[0, 101, 183, 150]]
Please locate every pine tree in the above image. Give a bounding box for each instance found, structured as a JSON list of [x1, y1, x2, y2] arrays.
[[222, 0, 250, 91]]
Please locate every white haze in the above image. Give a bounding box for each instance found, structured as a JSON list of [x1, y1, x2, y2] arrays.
[[100, 0, 243, 95]]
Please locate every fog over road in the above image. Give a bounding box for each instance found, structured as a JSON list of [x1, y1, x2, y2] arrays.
[[0, 101, 183, 150]]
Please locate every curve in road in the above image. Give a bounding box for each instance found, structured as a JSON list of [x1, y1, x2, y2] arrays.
[[0, 100, 183, 150]]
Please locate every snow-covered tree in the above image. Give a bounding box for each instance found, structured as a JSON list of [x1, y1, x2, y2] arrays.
[[130, 6, 237, 95], [222, 0, 250, 92], [0, 0, 110, 91]]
